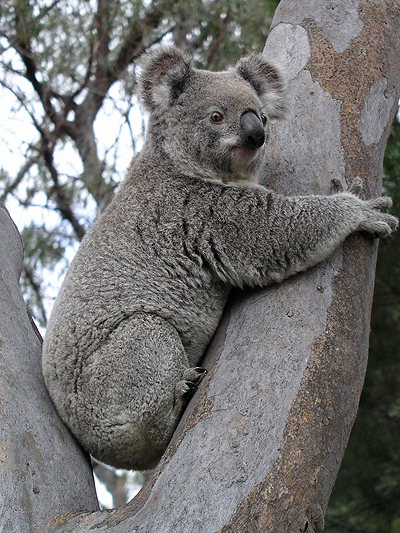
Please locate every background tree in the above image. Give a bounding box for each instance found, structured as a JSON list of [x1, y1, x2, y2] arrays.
[[0, 0, 400, 530]]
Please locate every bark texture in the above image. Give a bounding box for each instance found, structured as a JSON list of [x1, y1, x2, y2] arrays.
[[1, 1, 399, 532], [0, 205, 99, 533]]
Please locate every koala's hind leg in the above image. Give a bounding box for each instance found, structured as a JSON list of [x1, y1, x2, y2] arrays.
[[73, 312, 203, 470]]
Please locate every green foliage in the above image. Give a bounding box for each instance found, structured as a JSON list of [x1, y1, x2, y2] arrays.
[[326, 115, 400, 533]]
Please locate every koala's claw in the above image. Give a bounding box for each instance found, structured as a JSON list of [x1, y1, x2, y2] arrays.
[[181, 382, 197, 400], [331, 176, 363, 196], [366, 196, 393, 210], [347, 180, 398, 237], [182, 367, 207, 385], [184, 381, 197, 391], [348, 176, 363, 196], [359, 211, 398, 237], [330, 178, 344, 193], [177, 367, 207, 400]]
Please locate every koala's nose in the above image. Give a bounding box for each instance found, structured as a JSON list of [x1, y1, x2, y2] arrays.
[[240, 111, 265, 149]]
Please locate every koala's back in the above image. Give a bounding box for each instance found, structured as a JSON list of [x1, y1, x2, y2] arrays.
[[43, 151, 230, 415]]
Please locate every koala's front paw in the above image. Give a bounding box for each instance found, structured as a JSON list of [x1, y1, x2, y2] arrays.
[[359, 196, 398, 237], [347, 177, 398, 237]]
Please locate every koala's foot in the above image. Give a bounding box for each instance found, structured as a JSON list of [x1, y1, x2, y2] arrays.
[[183, 366, 207, 384], [177, 367, 207, 399]]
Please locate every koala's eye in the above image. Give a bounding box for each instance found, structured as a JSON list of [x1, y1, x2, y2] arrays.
[[210, 111, 224, 123], [261, 113, 268, 126]]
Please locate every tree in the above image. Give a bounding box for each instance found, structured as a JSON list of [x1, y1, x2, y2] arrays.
[[0, 0, 400, 531], [325, 116, 400, 533]]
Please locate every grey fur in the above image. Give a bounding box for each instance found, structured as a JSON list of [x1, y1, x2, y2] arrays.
[[42, 46, 398, 470]]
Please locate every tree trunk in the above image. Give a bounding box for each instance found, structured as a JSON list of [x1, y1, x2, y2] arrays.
[[0, 205, 99, 532], [1, 1, 399, 531]]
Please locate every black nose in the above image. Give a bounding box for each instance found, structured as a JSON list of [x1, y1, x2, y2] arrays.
[[240, 111, 265, 149]]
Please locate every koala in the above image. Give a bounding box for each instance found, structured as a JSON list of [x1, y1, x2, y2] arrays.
[[42, 46, 398, 471]]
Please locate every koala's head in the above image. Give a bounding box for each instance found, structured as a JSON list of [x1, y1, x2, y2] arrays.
[[139, 46, 288, 183]]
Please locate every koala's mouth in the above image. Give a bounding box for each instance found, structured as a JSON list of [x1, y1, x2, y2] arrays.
[[232, 146, 261, 163]]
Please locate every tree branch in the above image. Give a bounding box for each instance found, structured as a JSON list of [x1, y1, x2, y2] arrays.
[[0, 77, 45, 135], [12, 21, 59, 126], [22, 262, 48, 326], [0, 204, 99, 531], [42, 142, 86, 241], [35, 0, 62, 24], [203, 7, 233, 69], [0, 157, 38, 203], [68, 4, 166, 214]]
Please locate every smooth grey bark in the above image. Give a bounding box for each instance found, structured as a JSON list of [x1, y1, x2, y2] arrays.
[[0, 205, 99, 532], [1, 1, 399, 532]]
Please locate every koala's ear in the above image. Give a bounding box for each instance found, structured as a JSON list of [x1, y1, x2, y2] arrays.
[[235, 54, 288, 120], [139, 46, 192, 113]]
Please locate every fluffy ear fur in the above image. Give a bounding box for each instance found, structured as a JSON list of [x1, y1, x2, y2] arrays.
[[139, 46, 192, 113], [235, 54, 288, 120]]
